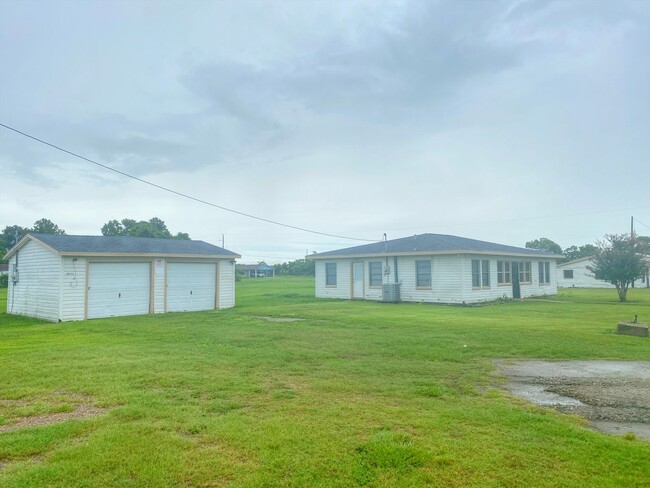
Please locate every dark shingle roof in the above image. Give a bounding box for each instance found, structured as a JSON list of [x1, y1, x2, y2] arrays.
[[20, 234, 240, 258], [310, 233, 562, 259]]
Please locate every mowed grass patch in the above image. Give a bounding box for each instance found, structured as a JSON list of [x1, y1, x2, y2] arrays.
[[0, 281, 648, 487]]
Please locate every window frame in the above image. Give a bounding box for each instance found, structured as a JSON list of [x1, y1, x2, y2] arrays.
[[415, 260, 432, 289], [325, 262, 337, 287], [518, 261, 532, 284], [497, 260, 512, 285], [368, 261, 383, 288], [472, 259, 491, 289], [538, 261, 551, 285]]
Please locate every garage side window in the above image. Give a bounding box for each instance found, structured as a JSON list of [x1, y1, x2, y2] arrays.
[[563, 270, 574, 279], [325, 263, 337, 286]]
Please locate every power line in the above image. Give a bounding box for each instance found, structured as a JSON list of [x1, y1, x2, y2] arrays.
[[633, 217, 650, 233], [0, 122, 376, 243]]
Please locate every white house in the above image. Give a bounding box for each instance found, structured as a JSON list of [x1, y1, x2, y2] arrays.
[[310, 234, 563, 304], [557, 256, 650, 288], [4, 233, 241, 321]]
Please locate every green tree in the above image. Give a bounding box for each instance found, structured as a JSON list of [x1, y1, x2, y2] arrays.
[[588, 234, 646, 302], [101, 217, 189, 240], [562, 244, 599, 263], [525, 238, 563, 255], [273, 258, 315, 276], [31, 218, 66, 235]]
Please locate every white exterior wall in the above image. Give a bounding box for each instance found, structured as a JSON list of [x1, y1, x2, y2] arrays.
[[314, 254, 559, 304], [218, 260, 236, 309], [7, 240, 61, 321], [557, 258, 649, 288], [60, 257, 87, 321], [16, 250, 237, 321], [315, 260, 352, 299], [153, 259, 166, 313]]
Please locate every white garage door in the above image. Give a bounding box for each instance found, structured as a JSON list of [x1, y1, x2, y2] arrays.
[[166, 263, 216, 312], [87, 262, 151, 319]]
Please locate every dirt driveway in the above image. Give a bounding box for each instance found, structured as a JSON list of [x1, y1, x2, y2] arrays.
[[496, 360, 650, 440]]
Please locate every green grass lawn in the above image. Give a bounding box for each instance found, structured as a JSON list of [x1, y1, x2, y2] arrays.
[[0, 279, 649, 487]]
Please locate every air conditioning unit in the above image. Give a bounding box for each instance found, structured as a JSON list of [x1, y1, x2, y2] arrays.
[[382, 283, 401, 303]]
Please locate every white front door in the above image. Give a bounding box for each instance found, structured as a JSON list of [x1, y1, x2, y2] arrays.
[[352, 262, 364, 298], [166, 263, 217, 312], [87, 262, 151, 319]]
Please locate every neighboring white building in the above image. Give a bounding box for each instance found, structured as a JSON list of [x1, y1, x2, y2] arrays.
[[310, 234, 563, 304], [4, 233, 240, 321], [557, 256, 650, 288]]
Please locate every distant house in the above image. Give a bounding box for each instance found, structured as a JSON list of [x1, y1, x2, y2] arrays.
[[4, 233, 240, 321], [0, 263, 8, 276], [309, 233, 563, 304], [238, 264, 275, 278], [557, 256, 649, 288]]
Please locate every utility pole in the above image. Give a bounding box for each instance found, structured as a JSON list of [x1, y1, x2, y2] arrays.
[[222, 234, 225, 248], [631, 216, 634, 238]]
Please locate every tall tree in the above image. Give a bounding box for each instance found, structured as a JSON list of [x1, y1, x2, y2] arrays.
[[562, 244, 599, 263], [525, 237, 563, 255], [588, 234, 646, 302], [101, 217, 189, 240], [32, 218, 66, 235]]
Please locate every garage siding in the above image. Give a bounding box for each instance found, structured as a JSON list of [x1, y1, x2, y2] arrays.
[[6, 240, 61, 321], [218, 260, 235, 308], [60, 257, 87, 321]]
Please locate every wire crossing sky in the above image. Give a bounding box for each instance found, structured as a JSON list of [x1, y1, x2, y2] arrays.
[[1, 1, 648, 262]]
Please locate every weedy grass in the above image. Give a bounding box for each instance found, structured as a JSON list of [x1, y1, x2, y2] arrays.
[[0, 281, 649, 487]]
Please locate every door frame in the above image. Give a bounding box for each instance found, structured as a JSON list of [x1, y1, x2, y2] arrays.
[[511, 261, 521, 299], [351, 261, 365, 299]]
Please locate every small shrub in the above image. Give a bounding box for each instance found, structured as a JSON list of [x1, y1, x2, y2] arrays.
[[0, 274, 7, 288]]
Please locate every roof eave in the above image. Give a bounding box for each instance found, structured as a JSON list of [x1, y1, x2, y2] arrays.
[[308, 250, 564, 260], [58, 251, 241, 259]]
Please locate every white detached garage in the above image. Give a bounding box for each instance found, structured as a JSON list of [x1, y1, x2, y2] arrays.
[[4, 233, 241, 321]]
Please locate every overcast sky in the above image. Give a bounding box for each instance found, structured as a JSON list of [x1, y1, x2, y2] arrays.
[[1, 0, 649, 263]]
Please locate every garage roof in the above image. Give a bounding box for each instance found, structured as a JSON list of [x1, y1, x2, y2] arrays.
[[309, 233, 563, 259], [5, 233, 241, 259]]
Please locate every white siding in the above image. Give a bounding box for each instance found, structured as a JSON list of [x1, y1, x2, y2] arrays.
[[218, 260, 236, 309], [557, 258, 649, 288], [6, 240, 61, 321], [314, 254, 559, 304], [315, 260, 351, 299], [60, 257, 87, 321], [153, 259, 166, 313]]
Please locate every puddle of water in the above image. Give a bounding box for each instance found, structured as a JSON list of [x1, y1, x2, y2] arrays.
[[506, 383, 584, 407]]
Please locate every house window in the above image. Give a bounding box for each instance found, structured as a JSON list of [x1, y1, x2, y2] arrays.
[[415, 260, 431, 288], [497, 261, 511, 285], [325, 263, 337, 286], [538, 261, 550, 284], [563, 270, 574, 279], [369, 262, 382, 287], [472, 259, 491, 288], [519, 261, 532, 283]]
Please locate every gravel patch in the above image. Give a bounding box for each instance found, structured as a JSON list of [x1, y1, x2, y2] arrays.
[[496, 360, 650, 440]]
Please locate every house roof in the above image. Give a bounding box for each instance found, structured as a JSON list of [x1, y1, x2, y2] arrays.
[[4, 234, 241, 260], [309, 233, 563, 259], [557, 256, 594, 268]]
